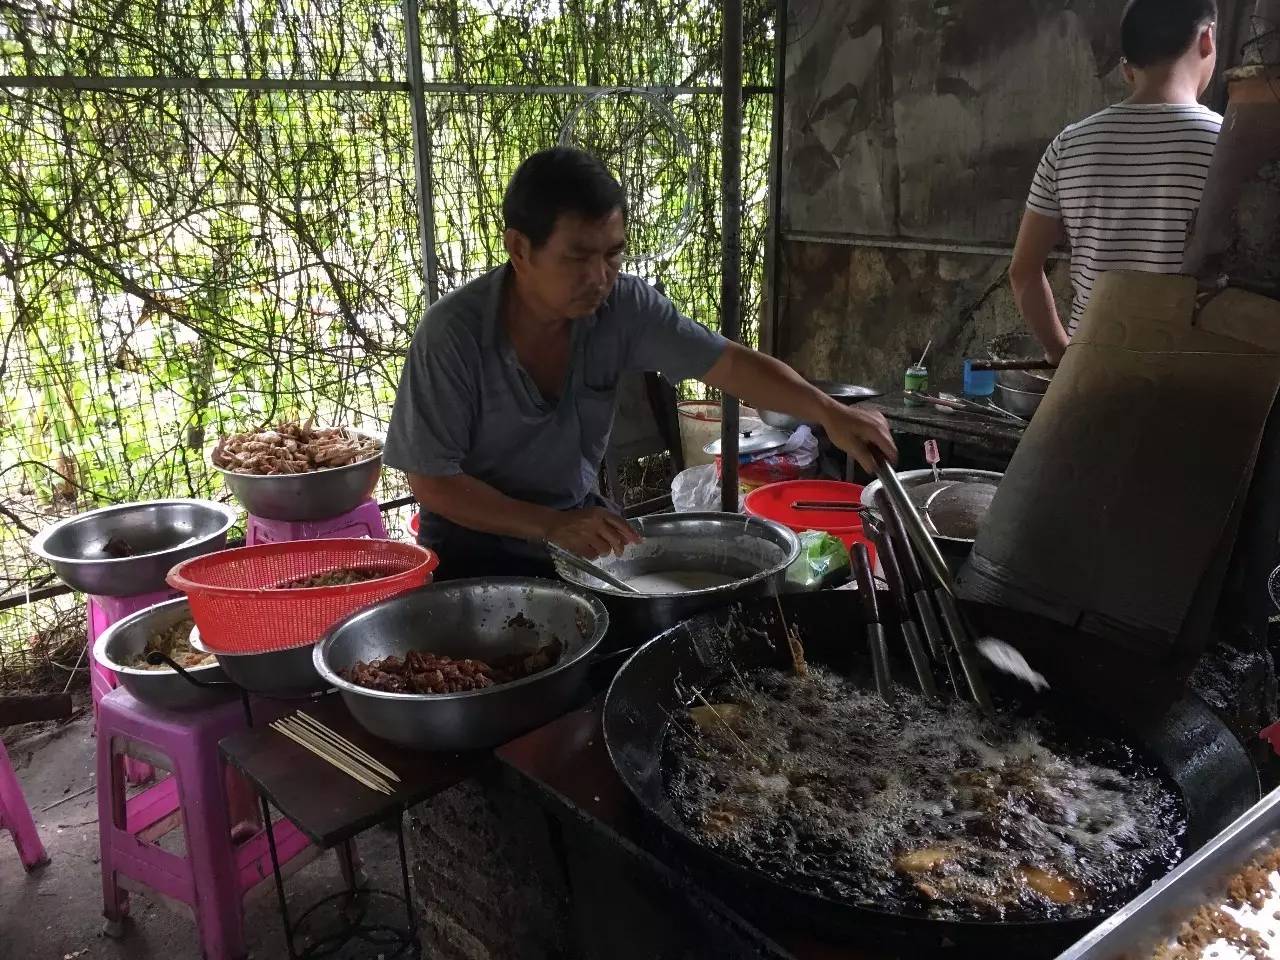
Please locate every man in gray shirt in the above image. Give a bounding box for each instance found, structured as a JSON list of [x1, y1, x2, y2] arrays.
[[385, 147, 895, 579]]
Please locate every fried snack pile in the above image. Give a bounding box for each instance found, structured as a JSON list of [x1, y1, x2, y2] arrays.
[[212, 421, 381, 475]]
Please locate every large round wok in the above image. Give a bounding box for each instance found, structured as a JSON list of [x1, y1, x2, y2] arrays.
[[602, 591, 1257, 956]]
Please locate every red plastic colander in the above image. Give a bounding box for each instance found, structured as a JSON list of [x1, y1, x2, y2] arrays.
[[166, 538, 438, 654]]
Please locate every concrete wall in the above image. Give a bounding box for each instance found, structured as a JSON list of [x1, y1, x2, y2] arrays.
[[773, 0, 1246, 389]]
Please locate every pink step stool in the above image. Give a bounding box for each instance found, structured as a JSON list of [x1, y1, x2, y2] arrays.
[[89, 589, 176, 785], [0, 739, 49, 871], [246, 498, 387, 546], [97, 688, 338, 960]]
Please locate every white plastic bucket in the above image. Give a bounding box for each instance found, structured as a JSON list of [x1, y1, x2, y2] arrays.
[[677, 401, 721, 468]]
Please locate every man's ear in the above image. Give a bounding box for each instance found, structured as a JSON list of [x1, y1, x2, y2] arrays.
[[1200, 23, 1216, 59], [504, 228, 530, 269]]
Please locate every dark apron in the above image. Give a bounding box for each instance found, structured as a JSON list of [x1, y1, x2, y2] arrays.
[[417, 492, 617, 582]]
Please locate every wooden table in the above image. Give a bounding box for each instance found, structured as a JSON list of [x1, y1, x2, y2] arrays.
[[876, 391, 1024, 455], [219, 694, 477, 848], [219, 693, 480, 960]]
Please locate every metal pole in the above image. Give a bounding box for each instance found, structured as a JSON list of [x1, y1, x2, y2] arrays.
[[763, 0, 788, 358], [403, 0, 440, 303], [719, 0, 744, 513]]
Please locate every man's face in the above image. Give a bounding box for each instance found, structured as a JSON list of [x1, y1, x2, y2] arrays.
[[507, 208, 625, 318]]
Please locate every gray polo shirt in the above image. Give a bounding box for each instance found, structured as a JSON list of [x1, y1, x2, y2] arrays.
[[383, 265, 727, 556]]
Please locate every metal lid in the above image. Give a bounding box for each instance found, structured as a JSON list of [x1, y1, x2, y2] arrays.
[[702, 426, 791, 457]]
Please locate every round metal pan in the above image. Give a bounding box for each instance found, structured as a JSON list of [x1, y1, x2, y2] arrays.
[[602, 591, 1257, 956]]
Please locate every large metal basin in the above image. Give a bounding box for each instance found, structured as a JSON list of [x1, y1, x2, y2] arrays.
[[212, 429, 382, 521], [759, 380, 882, 430], [93, 597, 234, 711], [30, 499, 238, 597], [313, 578, 609, 751], [190, 627, 326, 698], [553, 512, 800, 648]]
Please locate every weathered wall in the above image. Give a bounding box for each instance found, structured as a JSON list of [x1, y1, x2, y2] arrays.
[[774, 0, 1247, 388]]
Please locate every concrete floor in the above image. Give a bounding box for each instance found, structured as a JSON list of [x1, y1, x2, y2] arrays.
[[1, 709, 411, 959]]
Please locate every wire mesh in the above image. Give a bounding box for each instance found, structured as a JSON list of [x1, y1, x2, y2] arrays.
[[0, 0, 775, 690]]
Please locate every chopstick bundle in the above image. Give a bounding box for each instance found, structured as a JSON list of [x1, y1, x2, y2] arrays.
[[270, 713, 397, 795]]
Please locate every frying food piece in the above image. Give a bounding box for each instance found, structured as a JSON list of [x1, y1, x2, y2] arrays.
[[688, 703, 747, 732], [342, 637, 564, 695], [127, 616, 214, 671], [272, 567, 389, 590], [212, 421, 381, 476], [894, 847, 958, 874], [1016, 865, 1081, 905]]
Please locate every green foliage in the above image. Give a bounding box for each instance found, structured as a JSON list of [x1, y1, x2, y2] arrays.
[[0, 1, 774, 610]]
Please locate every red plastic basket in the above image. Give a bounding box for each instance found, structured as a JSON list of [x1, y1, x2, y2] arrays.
[[166, 538, 438, 654]]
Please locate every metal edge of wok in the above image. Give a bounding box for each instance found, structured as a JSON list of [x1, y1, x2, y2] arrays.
[[601, 591, 1258, 955]]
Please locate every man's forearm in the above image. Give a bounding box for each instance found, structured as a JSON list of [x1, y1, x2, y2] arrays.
[[1012, 269, 1069, 361], [703, 343, 842, 425], [407, 472, 557, 542]]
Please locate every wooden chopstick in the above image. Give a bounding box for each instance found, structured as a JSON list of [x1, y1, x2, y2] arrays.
[[280, 717, 398, 793], [269, 720, 393, 795], [293, 711, 400, 782]]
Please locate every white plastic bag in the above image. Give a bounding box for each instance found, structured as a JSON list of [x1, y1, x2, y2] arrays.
[[671, 464, 741, 512]]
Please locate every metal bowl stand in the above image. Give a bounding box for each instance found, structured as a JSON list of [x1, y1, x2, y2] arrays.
[[155, 653, 420, 959]]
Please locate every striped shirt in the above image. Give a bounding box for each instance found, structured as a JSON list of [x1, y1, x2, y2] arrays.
[[1026, 102, 1222, 333]]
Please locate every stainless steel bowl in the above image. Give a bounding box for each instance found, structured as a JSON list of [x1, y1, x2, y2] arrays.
[[988, 332, 1054, 393], [313, 578, 609, 750], [212, 429, 383, 522], [190, 627, 327, 698], [553, 512, 801, 647], [30, 499, 238, 597], [759, 381, 883, 431], [861, 468, 1003, 551], [995, 382, 1045, 418], [92, 597, 234, 711]]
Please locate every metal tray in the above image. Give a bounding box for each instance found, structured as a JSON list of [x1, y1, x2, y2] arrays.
[[1057, 785, 1280, 958]]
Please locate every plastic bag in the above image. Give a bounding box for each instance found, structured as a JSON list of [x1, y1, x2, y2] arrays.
[[785, 531, 851, 591], [671, 464, 741, 512], [719, 426, 820, 486]]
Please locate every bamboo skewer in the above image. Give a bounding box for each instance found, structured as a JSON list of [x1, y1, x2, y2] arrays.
[[293, 711, 400, 782], [269, 720, 394, 795]]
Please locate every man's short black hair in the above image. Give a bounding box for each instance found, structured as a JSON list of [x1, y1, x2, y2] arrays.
[[1120, 0, 1216, 68], [502, 147, 626, 248]]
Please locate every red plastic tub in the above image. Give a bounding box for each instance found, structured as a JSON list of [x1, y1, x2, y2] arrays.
[[744, 479, 876, 566], [167, 538, 438, 654]]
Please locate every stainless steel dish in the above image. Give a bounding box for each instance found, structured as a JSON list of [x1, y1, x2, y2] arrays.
[[30, 499, 238, 597], [92, 597, 233, 711], [995, 382, 1045, 418], [211, 428, 383, 522], [313, 578, 609, 750], [190, 627, 327, 698], [553, 512, 801, 647], [759, 380, 883, 431], [988, 332, 1054, 393], [1059, 786, 1280, 959], [861, 469, 1003, 556]]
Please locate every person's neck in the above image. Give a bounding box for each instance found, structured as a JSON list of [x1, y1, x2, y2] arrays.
[[1126, 63, 1203, 106], [504, 270, 570, 339]]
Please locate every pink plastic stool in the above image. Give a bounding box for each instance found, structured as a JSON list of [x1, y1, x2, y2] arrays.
[[0, 739, 48, 870], [246, 498, 387, 545], [89, 590, 175, 785], [96, 688, 319, 959]]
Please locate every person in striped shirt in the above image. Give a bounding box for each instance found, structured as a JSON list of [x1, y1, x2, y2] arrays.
[[1010, 0, 1222, 363]]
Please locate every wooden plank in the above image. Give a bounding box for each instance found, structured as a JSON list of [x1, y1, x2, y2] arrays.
[[0, 693, 73, 727]]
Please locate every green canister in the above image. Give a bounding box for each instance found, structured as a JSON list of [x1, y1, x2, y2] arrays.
[[903, 363, 928, 404]]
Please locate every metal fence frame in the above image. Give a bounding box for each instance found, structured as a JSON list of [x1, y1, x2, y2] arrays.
[[0, 1, 781, 622]]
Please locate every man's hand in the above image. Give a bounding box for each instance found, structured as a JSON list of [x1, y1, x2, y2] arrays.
[[820, 403, 897, 473], [545, 508, 641, 559]]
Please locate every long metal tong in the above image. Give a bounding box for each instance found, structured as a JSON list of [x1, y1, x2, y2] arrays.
[[872, 455, 994, 715]]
